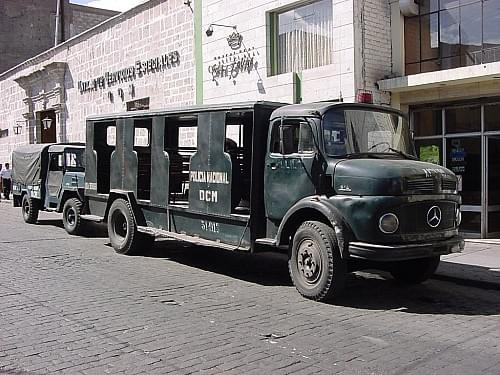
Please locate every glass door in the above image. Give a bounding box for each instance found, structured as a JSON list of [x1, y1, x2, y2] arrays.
[[486, 136, 500, 237]]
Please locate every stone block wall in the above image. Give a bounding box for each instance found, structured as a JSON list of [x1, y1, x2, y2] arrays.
[[0, 0, 195, 164]]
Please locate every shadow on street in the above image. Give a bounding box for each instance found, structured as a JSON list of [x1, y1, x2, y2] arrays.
[[139, 238, 500, 316]]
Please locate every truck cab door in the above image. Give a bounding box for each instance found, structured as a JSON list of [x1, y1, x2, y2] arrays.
[[264, 119, 318, 221], [45, 152, 64, 208]]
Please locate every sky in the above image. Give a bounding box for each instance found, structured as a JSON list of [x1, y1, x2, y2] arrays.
[[70, 0, 147, 12]]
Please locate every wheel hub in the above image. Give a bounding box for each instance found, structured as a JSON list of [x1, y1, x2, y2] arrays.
[[67, 208, 75, 226], [297, 239, 321, 285]]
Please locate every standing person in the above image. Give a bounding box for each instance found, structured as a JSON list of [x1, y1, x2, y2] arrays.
[[1, 162, 12, 200]]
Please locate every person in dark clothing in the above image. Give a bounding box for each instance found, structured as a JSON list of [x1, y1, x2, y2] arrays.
[[1, 162, 12, 200]]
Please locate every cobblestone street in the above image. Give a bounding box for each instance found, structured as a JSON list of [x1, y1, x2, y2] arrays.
[[0, 203, 499, 375]]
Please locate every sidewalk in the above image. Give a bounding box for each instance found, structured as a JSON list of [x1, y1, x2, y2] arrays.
[[2, 195, 499, 288], [436, 239, 500, 288]]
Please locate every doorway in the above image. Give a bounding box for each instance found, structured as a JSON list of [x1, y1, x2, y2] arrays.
[[486, 136, 500, 237], [39, 110, 56, 143]]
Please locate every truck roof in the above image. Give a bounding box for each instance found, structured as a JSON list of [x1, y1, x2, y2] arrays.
[[270, 102, 405, 120], [86, 101, 286, 121]]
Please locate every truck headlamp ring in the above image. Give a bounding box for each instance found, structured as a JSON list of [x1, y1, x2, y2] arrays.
[[379, 213, 399, 234]]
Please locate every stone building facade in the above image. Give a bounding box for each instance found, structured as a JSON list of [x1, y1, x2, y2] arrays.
[[0, 0, 194, 162], [0, 0, 119, 74]]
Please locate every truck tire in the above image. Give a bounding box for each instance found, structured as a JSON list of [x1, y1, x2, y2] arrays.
[[63, 198, 84, 235], [21, 194, 39, 224], [289, 221, 347, 301], [390, 256, 440, 284], [108, 198, 153, 255]]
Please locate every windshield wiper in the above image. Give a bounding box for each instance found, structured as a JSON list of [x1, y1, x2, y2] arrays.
[[386, 148, 418, 160]]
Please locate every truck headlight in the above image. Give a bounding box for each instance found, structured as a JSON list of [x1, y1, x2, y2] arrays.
[[456, 208, 461, 226], [379, 213, 399, 234]]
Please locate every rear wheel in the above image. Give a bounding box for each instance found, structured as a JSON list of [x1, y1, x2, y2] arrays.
[[21, 194, 39, 224], [390, 256, 440, 284], [289, 221, 347, 301], [107, 198, 153, 255], [63, 198, 84, 235]]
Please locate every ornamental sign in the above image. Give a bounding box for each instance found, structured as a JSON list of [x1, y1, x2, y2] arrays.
[[208, 47, 259, 85], [77, 51, 180, 94]]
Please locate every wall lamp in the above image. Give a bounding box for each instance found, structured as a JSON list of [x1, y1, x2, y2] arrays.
[[206, 23, 237, 37], [42, 117, 53, 130], [13, 120, 26, 135]]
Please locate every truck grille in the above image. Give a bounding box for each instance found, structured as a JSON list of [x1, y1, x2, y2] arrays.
[[406, 177, 436, 193], [398, 201, 456, 233], [442, 179, 457, 191]]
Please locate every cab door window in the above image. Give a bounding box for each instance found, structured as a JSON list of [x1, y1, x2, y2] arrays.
[[49, 153, 64, 171], [270, 120, 315, 155]]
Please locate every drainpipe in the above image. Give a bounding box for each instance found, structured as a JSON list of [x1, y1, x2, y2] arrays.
[[54, 0, 62, 46]]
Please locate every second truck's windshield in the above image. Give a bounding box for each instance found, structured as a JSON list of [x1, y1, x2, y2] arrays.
[[322, 109, 415, 158]]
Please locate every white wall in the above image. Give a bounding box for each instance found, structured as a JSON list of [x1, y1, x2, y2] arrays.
[[201, 0, 356, 104]]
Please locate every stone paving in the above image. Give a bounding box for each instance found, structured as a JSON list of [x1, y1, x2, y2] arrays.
[[0, 203, 499, 374]]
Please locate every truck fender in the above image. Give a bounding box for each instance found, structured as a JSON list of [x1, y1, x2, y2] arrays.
[[276, 196, 351, 259], [104, 190, 147, 226], [58, 189, 84, 212]]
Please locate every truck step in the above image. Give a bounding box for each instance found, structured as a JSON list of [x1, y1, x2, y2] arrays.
[[137, 226, 250, 251], [80, 214, 104, 222], [254, 238, 277, 246]]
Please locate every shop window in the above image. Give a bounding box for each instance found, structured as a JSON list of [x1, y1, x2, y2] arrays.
[[413, 109, 442, 136], [445, 106, 481, 133], [446, 137, 481, 205], [415, 139, 442, 165], [270, 0, 333, 75], [484, 103, 500, 131]]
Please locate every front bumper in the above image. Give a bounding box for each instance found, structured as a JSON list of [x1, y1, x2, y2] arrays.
[[348, 235, 464, 261]]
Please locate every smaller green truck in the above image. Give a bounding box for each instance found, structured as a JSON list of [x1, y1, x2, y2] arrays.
[[12, 143, 86, 235]]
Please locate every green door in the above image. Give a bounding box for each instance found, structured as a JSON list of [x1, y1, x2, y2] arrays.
[[264, 119, 318, 221]]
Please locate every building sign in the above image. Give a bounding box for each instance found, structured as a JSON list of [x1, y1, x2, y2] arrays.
[[207, 30, 259, 85], [208, 47, 259, 84], [77, 51, 180, 94]]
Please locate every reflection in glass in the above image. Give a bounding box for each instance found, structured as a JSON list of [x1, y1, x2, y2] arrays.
[[421, 13, 439, 60], [404, 17, 420, 64], [440, 8, 460, 58], [460, 3, 482, 65]]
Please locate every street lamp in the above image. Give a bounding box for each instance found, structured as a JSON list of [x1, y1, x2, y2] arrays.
[[42, 117, 53, 130]]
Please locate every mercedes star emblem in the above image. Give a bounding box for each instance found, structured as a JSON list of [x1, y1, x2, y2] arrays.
[[427, 206, 442, 228]]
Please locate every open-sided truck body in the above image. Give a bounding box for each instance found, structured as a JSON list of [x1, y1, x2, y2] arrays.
[[84, 101, 464, 301], [12, 143, 86, 234]]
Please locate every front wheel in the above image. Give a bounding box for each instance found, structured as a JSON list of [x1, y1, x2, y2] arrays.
[[63, 198, 84, 235], [390, 256, 440, 284], [289, 221, 347, 301], [21, 194, 39, 224], [107, 198, 153, 255]]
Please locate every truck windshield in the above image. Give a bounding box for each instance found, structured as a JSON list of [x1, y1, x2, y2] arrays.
[[322, 108, 415, 158]]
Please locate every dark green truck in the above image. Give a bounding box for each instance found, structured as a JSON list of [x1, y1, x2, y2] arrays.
[[82, 101, 464, 301]]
